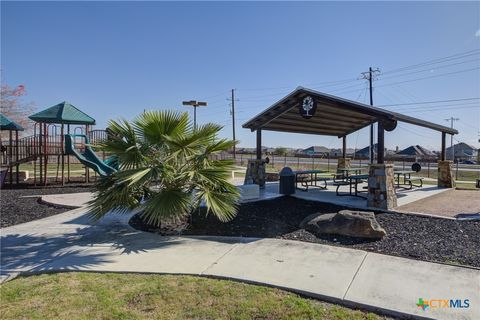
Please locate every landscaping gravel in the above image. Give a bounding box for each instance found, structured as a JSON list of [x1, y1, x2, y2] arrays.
[[130, 196, 480, 268], [0, 184, 94, 228]]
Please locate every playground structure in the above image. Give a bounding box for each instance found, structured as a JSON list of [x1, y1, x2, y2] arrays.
[[0, 102, 113, 186], [65, 134, 117, 177], [0, 114, 25, 185]]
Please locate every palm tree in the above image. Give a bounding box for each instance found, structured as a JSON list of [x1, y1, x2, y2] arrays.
[[88, 110, 240, 226]]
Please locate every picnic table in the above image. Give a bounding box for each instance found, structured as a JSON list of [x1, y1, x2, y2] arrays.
[[333, 173, 369, 198], [337, 167, 364, 176], [394, 170, 415, 188], [293, 169, 329, 191], [333, 167, 364, 183]]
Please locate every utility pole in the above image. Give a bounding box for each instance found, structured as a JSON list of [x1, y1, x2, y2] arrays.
[[445, 117, 459, 161], [182, 100, 207, 130], [360, 67, 380, 163], [227, 89, 238, 159]]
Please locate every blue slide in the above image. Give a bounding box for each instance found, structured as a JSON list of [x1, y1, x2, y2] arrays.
[[65, 134, 117, 177]]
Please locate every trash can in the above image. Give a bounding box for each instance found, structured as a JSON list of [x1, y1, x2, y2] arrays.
[[279, 167, 295, 195]]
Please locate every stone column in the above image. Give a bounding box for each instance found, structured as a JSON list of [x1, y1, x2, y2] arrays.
[[367, 163, 397, 210], [337, 158, 351, 170], [244, 159, 266, 188], [437, 160, 455, 188]]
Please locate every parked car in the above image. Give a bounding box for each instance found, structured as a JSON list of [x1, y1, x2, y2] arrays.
[[460, 160, 476, 165]]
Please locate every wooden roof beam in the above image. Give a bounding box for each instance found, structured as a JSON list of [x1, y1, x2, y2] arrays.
[[268, 119, 360, 131]]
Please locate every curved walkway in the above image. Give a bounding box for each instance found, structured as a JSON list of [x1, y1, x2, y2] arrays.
[[1, 195, 478, 320]]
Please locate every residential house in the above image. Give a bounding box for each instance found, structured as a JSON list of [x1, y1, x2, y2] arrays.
[[329, 148, 355, 158], [354, 144, 377, 159], [300, 146, 330, 157], [445, 142, 478, 161], [395, 145, 436, 161]]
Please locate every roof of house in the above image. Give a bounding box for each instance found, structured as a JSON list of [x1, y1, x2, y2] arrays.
[[242, 87, 457, 136], [330, 147, 356, 154], [355, 144, 378, 155], [446, 142, 477, 151], [29, 101, 96, 125], [396, 145, 435, 157], [303, 146, 330, 153], [0, 113, 24, 131]]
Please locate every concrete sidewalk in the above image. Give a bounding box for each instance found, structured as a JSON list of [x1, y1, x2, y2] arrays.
[[40, 192, 94, 208], [1, 207, 478, 320]]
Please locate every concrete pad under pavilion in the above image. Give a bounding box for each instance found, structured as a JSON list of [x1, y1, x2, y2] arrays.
[[261, 181, 451, 214]]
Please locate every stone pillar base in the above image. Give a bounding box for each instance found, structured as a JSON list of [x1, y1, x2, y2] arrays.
[[244, 159, 266, 188], [437, 160, 455, 188], [367, 163, 397, 210], [337, 158, 351, 170]]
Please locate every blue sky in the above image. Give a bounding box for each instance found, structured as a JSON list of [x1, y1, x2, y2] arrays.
[[2, 1, 479, 151]]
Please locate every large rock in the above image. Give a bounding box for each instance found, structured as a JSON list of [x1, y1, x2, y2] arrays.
[[300, 210, 386, 239]]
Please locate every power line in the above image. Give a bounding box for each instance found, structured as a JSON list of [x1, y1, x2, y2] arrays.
[[378, 58, 479, 81], [237, 77, 358, 92], [200, 90, 230, 101], [398, 124, 438, 140], [377, 97, 480, 107], [390, 101, 479, 109], [385, 101, 479, 111], [322, 82, 365, 94], [458, 120, 479, 130], [198, 50, 479, 110], [355, 83, 367, 101], [377, 86, 478, 138], [328, 86, 368, 96], [381, 49, 480, 75], [394, 104, 478, 113], [375, 67, 480, 89]]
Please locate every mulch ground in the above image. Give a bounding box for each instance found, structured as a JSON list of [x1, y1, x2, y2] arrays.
[[130, 196, 480, 268], [0, 183, 95, 228]]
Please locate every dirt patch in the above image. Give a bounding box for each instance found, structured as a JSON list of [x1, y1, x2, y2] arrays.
[[397, 189, 480, 218], [130, 196, 480, 268], [0, 184, 95, 228]]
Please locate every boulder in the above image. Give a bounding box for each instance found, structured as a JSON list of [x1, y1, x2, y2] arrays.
[[300, 210, 386, 239]]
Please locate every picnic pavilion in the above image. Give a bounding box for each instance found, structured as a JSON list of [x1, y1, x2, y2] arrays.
[[242, 87, 458, 209]]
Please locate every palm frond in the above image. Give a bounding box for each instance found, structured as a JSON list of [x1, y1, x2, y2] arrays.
[[133, 110, 190, 146], [87, 175, 144, 220], [139, 189, 193, 226], [197, 188, 239, 222], [98, 118, 147, 169]]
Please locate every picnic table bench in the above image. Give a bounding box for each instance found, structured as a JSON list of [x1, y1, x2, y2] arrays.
[[394, 170, 423, 189], [404, 176, 424, 189], [333, 174, 369, 198], [294, 170, 330, 191]]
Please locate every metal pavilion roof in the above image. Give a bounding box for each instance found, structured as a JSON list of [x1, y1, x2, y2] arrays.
[[242, 87, 458, 137]]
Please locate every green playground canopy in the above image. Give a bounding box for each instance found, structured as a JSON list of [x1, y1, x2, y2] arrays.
[[29, 101, 96, 125], [0, 113, 24, 131]]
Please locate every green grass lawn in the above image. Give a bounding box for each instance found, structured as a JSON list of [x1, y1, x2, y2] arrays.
[[417, 179, 477, 189], [0, 273, 389, 320], [20, 163, 88, 173], [18, 163, 98, 178]]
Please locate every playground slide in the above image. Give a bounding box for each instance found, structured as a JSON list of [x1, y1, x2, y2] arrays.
[[65, 134, 117, 177]]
